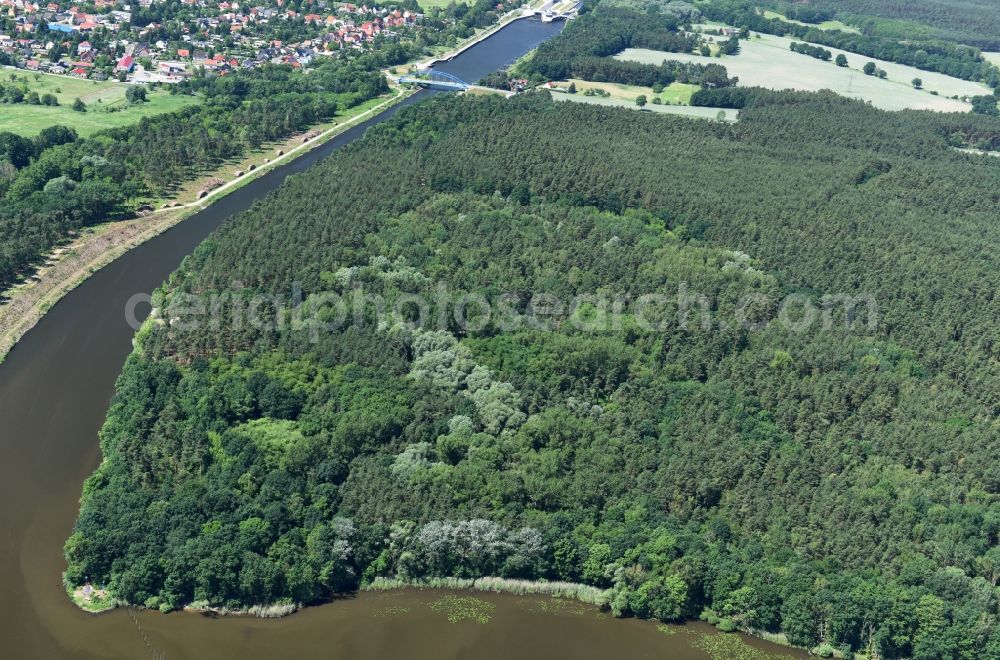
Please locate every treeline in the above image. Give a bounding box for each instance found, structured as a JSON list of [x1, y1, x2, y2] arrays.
[[779, 5, 834, 24], [789, 41, 832, 61], [779, 0, 1000, 50], [520, 4, 728, 87], [602, 0, 702, 23], [703, 0, 1000, 87], [67, 91, 1000, 659], [0, 80, 59, 106], [565, 55, 732, 88], [0, 59, 386, 291], [690, 85, 757, 108], [440, 0, 524, 33]]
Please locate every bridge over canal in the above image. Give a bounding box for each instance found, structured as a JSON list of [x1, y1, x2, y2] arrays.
[[398, 69, 471, 91]]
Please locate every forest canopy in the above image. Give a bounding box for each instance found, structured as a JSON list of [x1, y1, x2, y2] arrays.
[[66, 90, 1000, 659]]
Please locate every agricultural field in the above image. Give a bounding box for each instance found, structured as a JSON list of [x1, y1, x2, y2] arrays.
[[983, 52, 1000, 67], [550, 89, 739, 121], [617, 32, 992, 112], [762, 9, 860, 33], [0, 69, 199, 137]]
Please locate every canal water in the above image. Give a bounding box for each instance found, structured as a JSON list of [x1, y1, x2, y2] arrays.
[[0, 17, 804, 660]]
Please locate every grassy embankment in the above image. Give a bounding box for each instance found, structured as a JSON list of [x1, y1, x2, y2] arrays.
[[0, 88, 412, 364], [0, 68, 199, 137]]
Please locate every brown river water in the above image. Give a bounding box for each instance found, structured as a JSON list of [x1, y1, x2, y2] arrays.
[[0, 18, 806, 660]]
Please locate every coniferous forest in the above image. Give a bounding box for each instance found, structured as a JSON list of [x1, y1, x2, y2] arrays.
[[65, 91, 1000, 658]]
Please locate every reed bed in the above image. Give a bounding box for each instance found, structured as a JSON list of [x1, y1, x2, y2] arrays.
[[364, 576, 610, 607]]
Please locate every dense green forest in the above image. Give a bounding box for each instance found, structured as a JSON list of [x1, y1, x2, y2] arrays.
[[67, 91, 1000, 658], [767, 0, 1000, 50], [0, 59, 387, 292]]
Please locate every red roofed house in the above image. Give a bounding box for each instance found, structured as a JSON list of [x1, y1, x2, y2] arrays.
[[116, 54, 134, 72]]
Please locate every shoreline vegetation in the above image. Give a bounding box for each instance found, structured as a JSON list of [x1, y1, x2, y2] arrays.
[[0, 86, 413, 364], [369, 578, 823, 657], [364, 576, 611, 606], [67, 575, 610, 616], [68, 574, 823, 658]]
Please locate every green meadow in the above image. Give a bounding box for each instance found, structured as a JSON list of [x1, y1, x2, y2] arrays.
[[0, 70, 199, 137]]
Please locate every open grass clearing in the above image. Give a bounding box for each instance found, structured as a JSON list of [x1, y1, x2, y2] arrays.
[[617, 32, 991, 112], [565, 78, 699, 105], [551, 90, 738, 121], [2, 69, 126, 105], [0, 68, 199, 136], [762, 9, 860, 34], [417, 0, 470, 9]]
